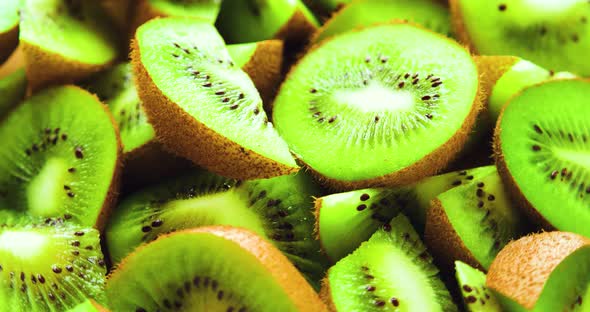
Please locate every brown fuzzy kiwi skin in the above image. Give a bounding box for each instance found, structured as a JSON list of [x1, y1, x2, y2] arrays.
[[424, 198, 484, 273], [100, 0, 133, 31], [131, 38, 299, 180], [486, 231, 590, 310], [474, 56, 519, 102], [277, 21, 484, 191], [109, 226, 328, 312], [312, 197, 338, 263], [448, 0, 476, 52], [0, 45, 24, 79], [0, 25, 19, 65], [275, 9, 318, 47], [319, 277, 338, 312], [241, 40, 284, 114]]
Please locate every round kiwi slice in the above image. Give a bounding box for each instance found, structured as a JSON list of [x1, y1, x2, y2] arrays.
[[311, 0, 452, 44], [454, 261, 501, 312], [425, 165, 528, 271], [494, 79, 590, 238], [0, 223, 107, 310], [0, 68, 26, 119], [105, 170, 326, 288], [486, 231, 590, 311], [450, 0, 590, 76], [321, 214, 457, 311], [132, 17, 298, 180], [227, 40, 284, 112], [0, 85, 121, 229], [19, 0, 118, 90], [215, 0, 319, 44], [0, 0, 20, 64], [273, 22, 481, 190], [107, 226, 327, 311]]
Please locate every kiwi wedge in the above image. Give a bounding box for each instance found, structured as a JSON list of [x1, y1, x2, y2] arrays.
[[273, 22, 481, 190], [227, 40, 284, 111], [215, 0, 319, 44], [0, 0, 20, 64], [19, 0, 118, 91], [106, 170, 326, 287], [0, 68, 26, 119], [455, 261, 501, 312], [107, 226, 327, 311], [425, 165, 528, 271], [0, 85, 121, 229], [451, 0, 590, 76], [0, 223, 107, 311], [494, 79, 590, 238], [487, 231, 590, 311], [321, 214, 457, 311], [132, 17, 297, 180], [311, 0, 452, 43]]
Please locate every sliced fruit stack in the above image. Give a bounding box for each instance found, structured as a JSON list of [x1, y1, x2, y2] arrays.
[[0, 0, 589, 311]]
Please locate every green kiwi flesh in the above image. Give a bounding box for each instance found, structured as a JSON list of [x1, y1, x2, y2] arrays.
[[323, 214, 457, 311], [0, 68, 26, 119], [68, 299, 106, 312], [312, 0, 452, 43], [453, 0, 590, 75], [106, 171, 326, 288], [0, 0, 20, 63], [147, 0, 222, 23], [495, 79, 590, 237], [133, 17, 297, 178], [215, 0, 319, 43], [226, 42, 259, 68], [85, 63, 155, 154], [454, 261, 501, 312], [0, 224, 107, 311], [0, 86, 120, 228], [273, 23, 479, 188]]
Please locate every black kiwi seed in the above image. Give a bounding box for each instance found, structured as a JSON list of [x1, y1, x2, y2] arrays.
[[532, 145, 541, 151], [534, 124, 543, 134], [550, 170, 559, 179], [74, 147, 84, 159], [360, 193, 370, 201], [498, 4, 507, 11]]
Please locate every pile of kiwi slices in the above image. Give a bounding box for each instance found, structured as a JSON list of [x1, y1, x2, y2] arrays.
[[1, 0, 589, 311]]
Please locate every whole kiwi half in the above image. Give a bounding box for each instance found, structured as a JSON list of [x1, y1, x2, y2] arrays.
[[0, 0, 20, 64], [131, 17, 298, 180], [494, 79, 590, 238], [106, 226, 327, 311], [273, 22, 481, 190]]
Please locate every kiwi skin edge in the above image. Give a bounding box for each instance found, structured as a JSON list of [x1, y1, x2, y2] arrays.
[[448, 0, 475, 52], [0, 25, 19, 64], [241, 40, 284, 114]]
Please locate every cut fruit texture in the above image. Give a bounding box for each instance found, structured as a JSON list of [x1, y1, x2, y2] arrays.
[[0, 0, 20, 63], [455, 261, 502, 312]]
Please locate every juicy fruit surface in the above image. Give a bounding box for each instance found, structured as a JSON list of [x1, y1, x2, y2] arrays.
[[134, 18, 296, 170], [454, 261, 501, 312], [0, 86, 119, 227], [0, 68, 27, 118], [454, 0, 590, 75], [273, 23, 479, 183], [0, 0, 20, 33], [496, 79, 590, 237], [0, 224, 106, 311], [148, 0, 221, 23]]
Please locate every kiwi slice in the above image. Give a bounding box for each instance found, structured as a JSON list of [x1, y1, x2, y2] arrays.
[[315, 166, 496, 262], [273, 22, 481, 190], [311, 0, 452, 43], [0, 223, 107, 310], [106, 170, 326, 287], [487, 231, 590, 311], [0, 0, 20, 64], [0, 68, 26, 119], [451, 0, 590, 76], [132, 0, 222, 35], [19, 0, 118, 91], [132, 17, 298, 179], [425, 165, 528, 271], [494, 79, 590, 238], [454, 261, 501, 312], [227, 40, 284, 111], [321, 214, 457, 311], [0, 85, 121, 229], [215, 0, 319, 44], [107, 226, 327, 311]]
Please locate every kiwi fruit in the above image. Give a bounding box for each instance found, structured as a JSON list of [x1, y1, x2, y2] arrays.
[[106, 170, 327, 288], [0, 68, 26, 119], [314, 166, 497, 262], [486, 231, 590, 311], [69, 299, 109, 312], [107, 226, 327, 311], [450, 0, 590, 76], [215, 0, 319, 44], [227, 40, 284, 111], [0, 0, 20, 64], [132, 17, 298, 180], [311, 0, 452, 44], [320, 214, 457, 311], [273, 22, 481, 190], [494, 79, 590, 238], [454, 261, 501, 312], [19, 0, 118, 91], [0, 85, 121, 229], [0, 223, 107, 311]]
